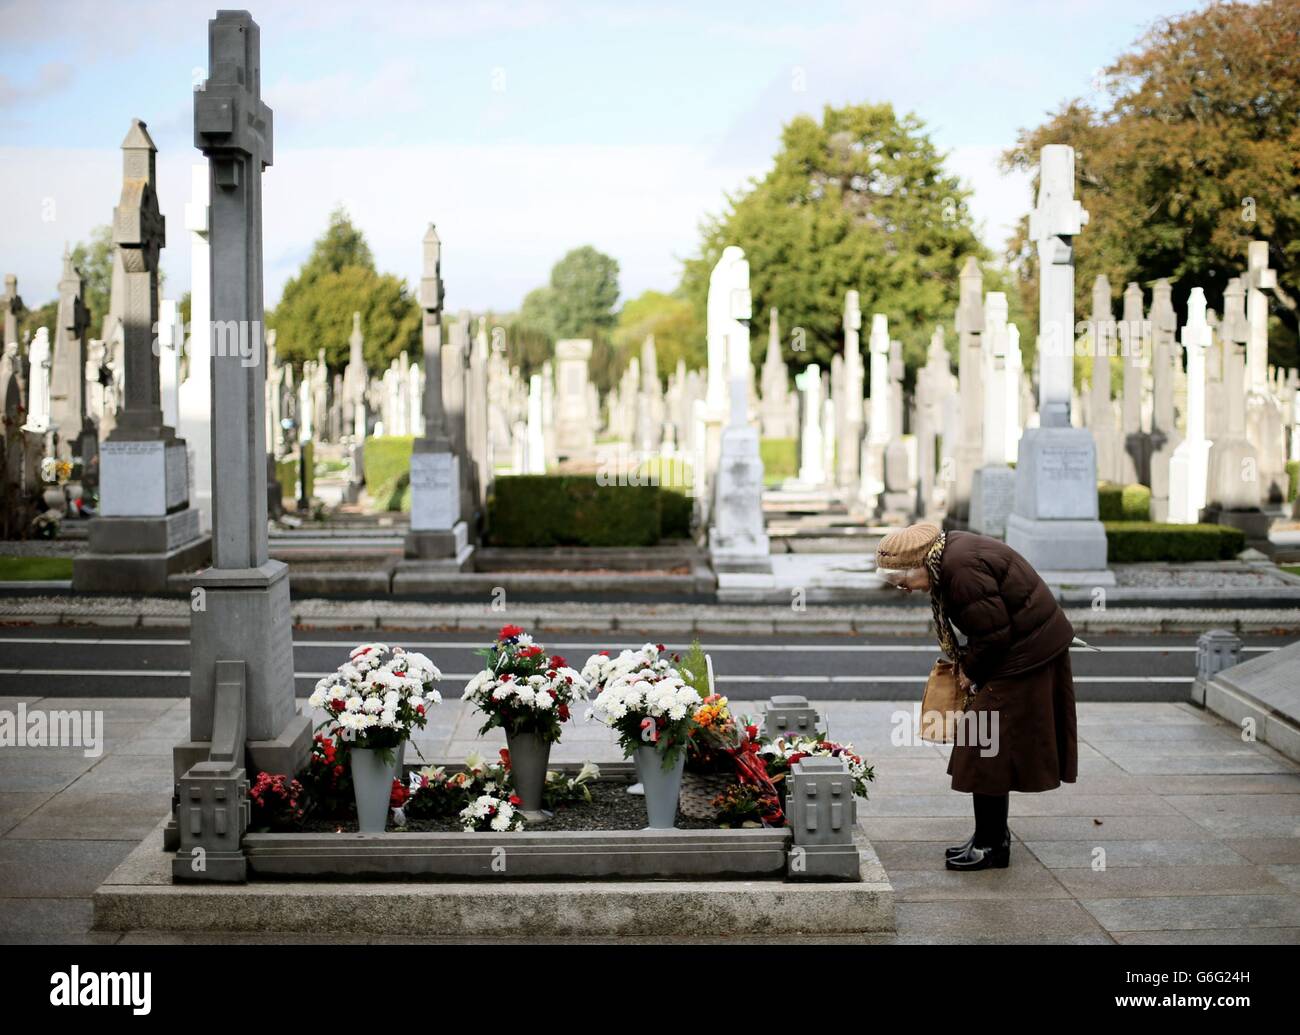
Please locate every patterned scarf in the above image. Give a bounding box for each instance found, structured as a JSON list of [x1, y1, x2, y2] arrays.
[[924, 531, 962, 666]]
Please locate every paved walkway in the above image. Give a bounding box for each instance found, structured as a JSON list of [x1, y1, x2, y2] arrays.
[[1, 696, 1297, 943]]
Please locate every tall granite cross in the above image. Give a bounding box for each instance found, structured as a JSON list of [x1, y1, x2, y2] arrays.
[[1028, 144, 1089, 428], [183, 10, 309, 796], [418, 224, 448, 449], [49, 248, 91, 454], [112, 119, 167, 440]]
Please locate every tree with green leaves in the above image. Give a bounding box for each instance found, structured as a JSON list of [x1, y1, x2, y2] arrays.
[[680, 103, 986, 376], [613, 290, 704, 381], [268, 208, 419, 371], [1003, 0, 1300, 369]]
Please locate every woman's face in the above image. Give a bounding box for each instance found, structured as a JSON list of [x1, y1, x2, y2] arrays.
[[879, 566, 931, 593]]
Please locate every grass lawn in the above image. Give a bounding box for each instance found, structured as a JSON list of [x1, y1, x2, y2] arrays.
[[0, 556, 74, 581], [1283, 565, 1300, 578]]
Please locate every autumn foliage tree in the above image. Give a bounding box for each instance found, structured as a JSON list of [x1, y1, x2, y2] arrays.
[[1003, 0, 1300, 368]]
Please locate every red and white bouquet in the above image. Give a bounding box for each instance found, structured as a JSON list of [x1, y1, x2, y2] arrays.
[[462, 625, 588, 743], [585, 656, 701, 769], [309, 642, 441, 751]]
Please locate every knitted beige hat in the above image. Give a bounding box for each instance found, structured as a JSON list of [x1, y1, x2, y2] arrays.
[[875, 522, 941, 570]]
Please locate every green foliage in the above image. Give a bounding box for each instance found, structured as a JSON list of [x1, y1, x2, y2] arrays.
[[18, 300, 58, 346], [362, 436, 414, 512], [1104, 522, 1245, 563], [679, 640, 711, 698], [72, 225, 114, 336], [1097, 482, 1152, 521], [760, 438, 798, 484], [613, 291, 705, 377], [635, 454, 693, 491], [1003, 0, 1300, 369], [680, 103, 986, 375], [1286, 459, 1298, 502], [487, 476, 665, 547], [268, 208, 419, 372]]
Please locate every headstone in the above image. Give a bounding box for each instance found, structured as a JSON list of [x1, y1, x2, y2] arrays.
[[708, 246, 770, 573], [637, 334, 665, 454], [796, 363, 824, 486], [73, 119, 210, 592], [857, 313, 891, 509], [914, 326, 955, 517], [468, 317, 490, 506], [836, 291, 864, 491], [1, 275, 24, 355], [1244, 241, 1286, 502], [174, 14, 310, 847], [525, 373, 546, 473], [1005, 145, 1111, 584], [1086, 275, 1125, 483], [554, 338, 595, 459], [49, 249, 94, 466], [1201, 277, 1270, 544], [1168, 288, 1215, 524], [759, 307, 797, 439], [946, 256, 984, 526], [444, 312, 475, 521], [178, 163, 214, 532], [405, 225, 470, 565], [1147, 279, 1181, 520], [1119, 281, 1151, 486], [969, 292, 1016, 537]]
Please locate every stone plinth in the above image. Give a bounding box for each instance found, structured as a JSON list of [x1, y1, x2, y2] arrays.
[[708, 422, 771, 573], [1006, 426, 1113, 585]]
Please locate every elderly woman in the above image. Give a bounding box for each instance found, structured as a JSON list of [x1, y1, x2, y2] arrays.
[[876, 522, 1077, 871]]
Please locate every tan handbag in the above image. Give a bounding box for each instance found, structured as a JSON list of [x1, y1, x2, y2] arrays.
[[918, 659, 964, 743]]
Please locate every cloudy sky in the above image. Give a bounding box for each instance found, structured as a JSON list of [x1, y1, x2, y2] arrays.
[[2, 0, 1196, 315]]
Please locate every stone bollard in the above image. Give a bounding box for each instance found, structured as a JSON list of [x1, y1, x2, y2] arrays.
[[785, 756, 860, 881], [1192, 629, 1243, 706], [763, 694, 823, 740]]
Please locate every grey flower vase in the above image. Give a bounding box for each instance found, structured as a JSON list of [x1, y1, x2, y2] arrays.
[[505, 729, 552, 821], [351, 745, 402, 833], [634, 744, 685, 829]]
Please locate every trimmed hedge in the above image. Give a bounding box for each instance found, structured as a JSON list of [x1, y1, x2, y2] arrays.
[[363, 436, 414, 512], [1098, 481, 1151, 521], [1104, 521, 1245, 563], [659, 489, 693, 539], [1287, 459, 1298, 503], [760, 438, 798, 483], [488, 475, 683, 547]]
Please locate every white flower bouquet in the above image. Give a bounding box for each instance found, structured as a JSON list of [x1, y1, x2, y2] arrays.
[[309, 642, 441, 752], [586, 664, 702, 769], [461, 625, 588, 742]]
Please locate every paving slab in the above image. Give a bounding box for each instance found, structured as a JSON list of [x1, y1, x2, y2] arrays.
[[1080, 893, 1300, 933], [1025, 839, 1250, 869], [0, 838, 140, 898]]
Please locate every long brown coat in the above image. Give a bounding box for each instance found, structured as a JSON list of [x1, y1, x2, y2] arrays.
[[938, 531, 1078, 795]]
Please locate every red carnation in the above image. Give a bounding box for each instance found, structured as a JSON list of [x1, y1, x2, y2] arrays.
[[499, 624, 524, 640], [558, 704, 570, 721], [549, 654, 568, 669], [509, 794, 522, 806], [499, 748, 511, 769]]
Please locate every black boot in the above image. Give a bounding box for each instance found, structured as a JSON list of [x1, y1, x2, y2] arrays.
[[945, 831, 1010, 870], [945, 834, 975, 859], [945, 792, 1010, 870]]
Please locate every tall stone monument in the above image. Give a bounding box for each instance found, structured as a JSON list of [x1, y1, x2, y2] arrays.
[[857, 313, 891, 510], [1244, 241, 1285, 502], [969, 292, 1016, 537], [1148, 279, 1181, 521], [1202, 277, 1269, 545], [708, 246, 770, 573], [405, 224, 471, 566], [759, 308, 796, 439], [1119, 281, 1150, 486], [73, 119, 210, 592], [836, 291, 864, 492], [1168, 289, 1214, 524], [48, 248, 95, 466], [1005, 145, 1111, 584], [946, 256, 984, 527], [796, 363, 825, 486], [172, 13, 311, 883]]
